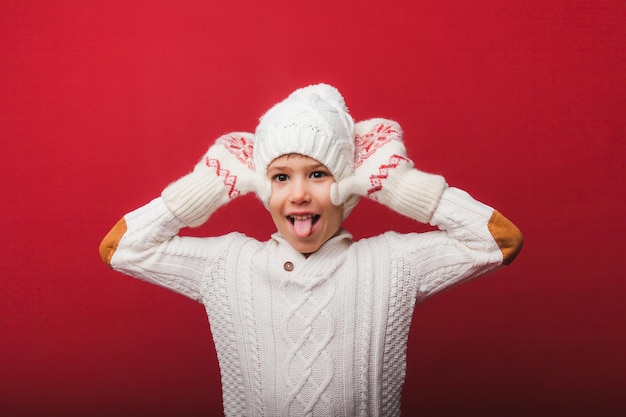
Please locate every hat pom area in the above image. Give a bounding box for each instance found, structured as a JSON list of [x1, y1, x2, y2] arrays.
[[288, 83, 348, 111]]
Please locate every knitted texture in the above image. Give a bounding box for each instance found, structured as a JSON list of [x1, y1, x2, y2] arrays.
[[331, 119, 447, 223], [107, 186, 509, 416], [162, 132, 266, 227], [281, 265, 336, 415], [254, 84, 355, 183]]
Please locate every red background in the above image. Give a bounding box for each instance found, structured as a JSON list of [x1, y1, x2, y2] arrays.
[[1, 1, 624, 416]]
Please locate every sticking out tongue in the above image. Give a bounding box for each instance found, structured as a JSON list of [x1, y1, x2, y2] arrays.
[[293, 217, 313, 237]]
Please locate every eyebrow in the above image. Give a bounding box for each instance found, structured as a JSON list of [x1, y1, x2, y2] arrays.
[[268, 162, 327, 172]]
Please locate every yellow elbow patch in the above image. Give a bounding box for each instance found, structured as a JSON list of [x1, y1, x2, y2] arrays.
[[488, 210, 523, 265], [99, 218, 128, 266]]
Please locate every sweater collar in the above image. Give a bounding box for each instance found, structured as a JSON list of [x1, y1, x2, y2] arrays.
[[270, 228, 353, 258], [270, 229, 353, 278]]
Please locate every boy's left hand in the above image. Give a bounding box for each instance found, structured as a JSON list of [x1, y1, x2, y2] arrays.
[[331, 118, 413, 203], [331, 118, 446, 223]]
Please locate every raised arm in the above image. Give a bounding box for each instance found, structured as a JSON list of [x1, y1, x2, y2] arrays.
[[333, 119, 522, 295], [99, 132, 265, 299]]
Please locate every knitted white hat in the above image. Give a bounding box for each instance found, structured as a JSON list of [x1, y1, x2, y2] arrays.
[[254, 84, 355, 181], [254, 83, 359, 217]]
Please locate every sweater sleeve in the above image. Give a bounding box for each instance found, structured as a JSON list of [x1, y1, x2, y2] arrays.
[[99, 197, 246, 301], [387, 186, 523, 299]]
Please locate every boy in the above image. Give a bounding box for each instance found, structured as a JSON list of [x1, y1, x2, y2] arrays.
[[100, 83, 523, 417]]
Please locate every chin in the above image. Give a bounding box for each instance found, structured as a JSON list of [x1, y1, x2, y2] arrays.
[[290, 240, 322, 255], [291, 240, 322, 255]]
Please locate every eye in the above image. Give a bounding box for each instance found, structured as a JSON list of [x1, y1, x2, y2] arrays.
[[310, 170, 329, 179], [272, 173, 289, 182]]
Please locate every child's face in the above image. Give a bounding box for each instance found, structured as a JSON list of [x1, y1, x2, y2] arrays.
[[267, 154, 344, 255]]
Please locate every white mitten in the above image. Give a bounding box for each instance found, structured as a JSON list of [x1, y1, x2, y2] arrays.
[[162, 132, 269, 227], [331, 118, 447, 223]]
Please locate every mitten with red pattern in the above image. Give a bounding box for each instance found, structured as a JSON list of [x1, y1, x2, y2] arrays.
[[162, 132, 269, 227], [331, 118, 447, 223]]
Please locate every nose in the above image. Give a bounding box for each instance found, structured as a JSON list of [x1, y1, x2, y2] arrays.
[[289, 178, 311, 204]]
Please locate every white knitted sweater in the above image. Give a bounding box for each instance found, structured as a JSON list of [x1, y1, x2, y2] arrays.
[[102, 184, 521, 417]]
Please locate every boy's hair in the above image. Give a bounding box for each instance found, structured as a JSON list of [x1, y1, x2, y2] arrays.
[[254, 83, 359, 217]]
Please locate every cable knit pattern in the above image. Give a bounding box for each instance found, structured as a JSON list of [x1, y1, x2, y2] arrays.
[[356, 247, 373, 417], [202, 253, 247, 416], [381, 257, 420, 415], [281, 273, 335, 416], [240, 252, 264, 417], [105, 185, 518, 416]]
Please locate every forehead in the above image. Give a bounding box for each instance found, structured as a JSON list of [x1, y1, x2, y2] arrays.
[[268, 154, 327, 170]]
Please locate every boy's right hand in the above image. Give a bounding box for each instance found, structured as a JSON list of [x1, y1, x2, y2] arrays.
[[162, 133, 268, 227], [200, 133, 264, 198]]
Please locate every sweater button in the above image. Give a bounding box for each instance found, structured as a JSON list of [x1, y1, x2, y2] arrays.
[[283, 261, 294, 271]]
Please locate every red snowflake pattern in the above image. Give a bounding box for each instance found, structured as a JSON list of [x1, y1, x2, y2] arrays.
[[204, 157, 241, 199], [367, 154, 410, 199], [354, 123, 401, 168], [216, 134, 255, 170]]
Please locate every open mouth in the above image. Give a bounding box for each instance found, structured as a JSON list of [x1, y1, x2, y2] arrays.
[[288, 214, 320, 225], [288, 214, 320, 237]]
